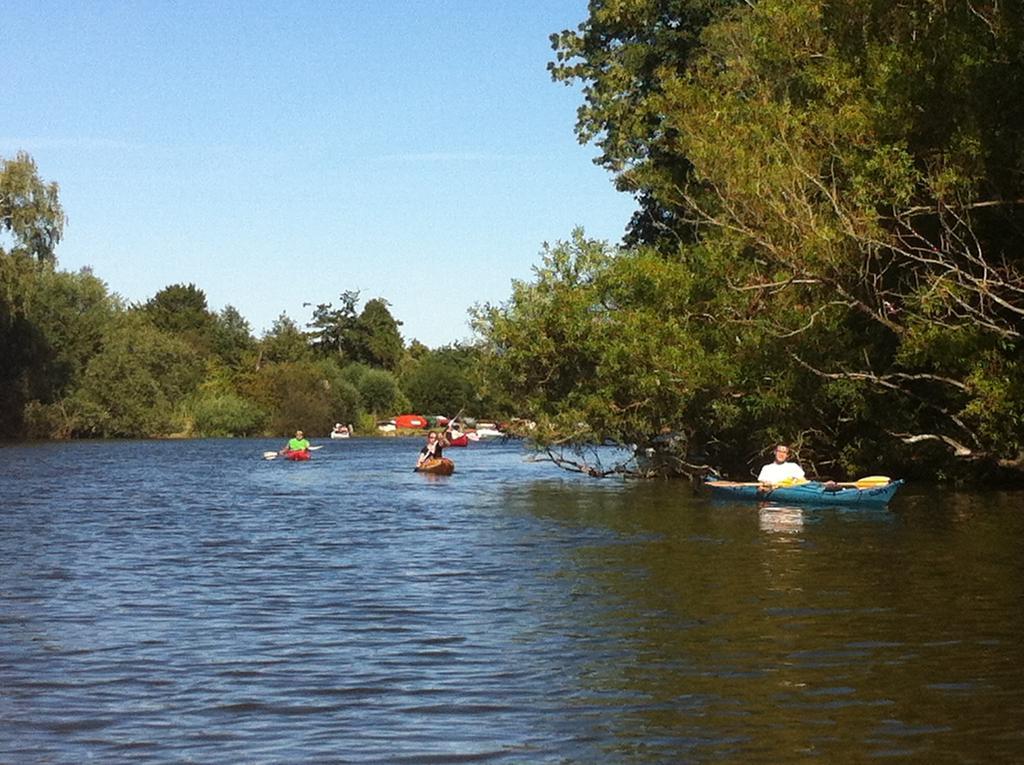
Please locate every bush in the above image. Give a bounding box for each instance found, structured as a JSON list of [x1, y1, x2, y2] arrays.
[[357, 368, 408, 416], [328, 378, 362, 427], [191, 392, 266, 436]]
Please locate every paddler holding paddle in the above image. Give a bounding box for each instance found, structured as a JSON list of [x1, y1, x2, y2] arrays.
[[282, 429, 310, 456], [758, 444, 806, 488], [758, 443, 838, 490], [416, 430, 447, 468]]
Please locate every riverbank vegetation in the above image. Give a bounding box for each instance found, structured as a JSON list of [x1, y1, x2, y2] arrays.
[[5, 1, 1023, 484], [473, 0, 1024, 482]]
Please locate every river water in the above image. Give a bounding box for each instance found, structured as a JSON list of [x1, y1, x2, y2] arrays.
[[1, 437, 1022, 763]]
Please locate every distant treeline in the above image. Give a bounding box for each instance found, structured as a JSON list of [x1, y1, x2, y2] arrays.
[[0, 153, 504, 439], [471, 1, 1024, 482]]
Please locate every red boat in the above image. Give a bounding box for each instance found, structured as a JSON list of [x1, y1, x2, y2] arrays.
[[394, 414, 428, 429], [283, 449, 311, 461], [447, 433, 469, 447]]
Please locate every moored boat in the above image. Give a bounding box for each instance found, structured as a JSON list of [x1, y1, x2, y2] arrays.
[[705, 478, 903, 506], [416, 457, 455, 475], [394, 414, 429, 429], [473, 423, 503, 439]]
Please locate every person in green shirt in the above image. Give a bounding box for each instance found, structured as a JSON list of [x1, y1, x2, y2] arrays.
[[284, 429, 310, 454]]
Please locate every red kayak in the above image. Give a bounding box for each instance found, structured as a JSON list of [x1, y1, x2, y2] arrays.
[[394, 414, 428, 429], [447, 433, 469, 447], [283, 449, 311, 461]]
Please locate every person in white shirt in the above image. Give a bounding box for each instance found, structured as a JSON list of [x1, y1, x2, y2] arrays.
[[757, 444, 806, 486]]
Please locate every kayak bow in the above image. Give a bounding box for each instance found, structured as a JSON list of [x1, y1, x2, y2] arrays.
[[415, 457, 455, 475]]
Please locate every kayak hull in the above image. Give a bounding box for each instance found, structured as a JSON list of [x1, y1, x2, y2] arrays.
[[394, 414, 428, 429], [473, 427, 503, 439], [705, 479, 903, 506], [283, 449, 311, 461], [416, 457, 455, 475], [447, 434, 469, 447]]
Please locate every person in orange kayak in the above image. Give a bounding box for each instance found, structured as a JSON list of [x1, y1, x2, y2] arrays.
[[416, 430, 447, 468]]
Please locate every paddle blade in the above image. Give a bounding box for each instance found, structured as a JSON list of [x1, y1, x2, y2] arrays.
[[854, 475, 891, 487], [263, 451, 279, 460], [777, 477, 810, 487]]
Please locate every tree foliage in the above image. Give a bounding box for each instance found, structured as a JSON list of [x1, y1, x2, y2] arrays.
[[473, 1, 1024, 480], [357, 368, 408, 416], [357, 298, 404, 370], [68, 314, 203, 437], [0, 152, 437, 440], [402, 345, 480, 416], [308, 291, 405, 369], [0, 151, 65, 262]]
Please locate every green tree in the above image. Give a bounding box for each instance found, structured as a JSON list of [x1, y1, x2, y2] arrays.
[[473, 230, 738, 473], [550, 0, 740, 245], [191, 391, 267, 436], [0, 152, 66, 262], [68, 314, 203, 437], [259, 313, 311, 364], [307, 291, 405, 369], [402, 345, 480, 416], [356, 298, 404, 370], [0, 153, 81, 435], [357, 368, 408, 416], [656, 0, 1024, 474], [512, 1, 1024, 479], [211, 305, 256, 368], [29, 267, 117, 395], [307, 290, 361, 360], [140, 283, 217, 353], [244, 358, 363, 436], [16, 267, 119, 437]]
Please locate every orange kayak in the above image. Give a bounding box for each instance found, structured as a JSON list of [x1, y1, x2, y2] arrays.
[[416, 457, 454, 475]]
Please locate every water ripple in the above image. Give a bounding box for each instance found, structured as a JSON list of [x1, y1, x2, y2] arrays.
[[1, 439, 1023, 762]]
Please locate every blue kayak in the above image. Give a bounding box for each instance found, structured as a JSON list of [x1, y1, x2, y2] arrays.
[[705, 479, 904, 506]]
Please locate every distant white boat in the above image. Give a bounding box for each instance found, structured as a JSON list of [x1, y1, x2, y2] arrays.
[[330, 423, 352, 439], [473, 426, 503, 439], [330, 431, 350, 439]]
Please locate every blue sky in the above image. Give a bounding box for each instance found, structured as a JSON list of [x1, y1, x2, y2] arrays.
[[3, 1, 636, 347]]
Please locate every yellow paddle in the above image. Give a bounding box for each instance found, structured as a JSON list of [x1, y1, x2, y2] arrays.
[[776, 477, 809, 487], [847, 475, 891, 488], [775, 476, 891, 488]]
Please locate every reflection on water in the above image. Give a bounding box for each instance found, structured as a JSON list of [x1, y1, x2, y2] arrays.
[[1, 439, 1023, 763], [758, 504, 805, 533]]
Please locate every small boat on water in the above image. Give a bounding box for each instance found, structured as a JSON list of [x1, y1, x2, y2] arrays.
[[473, 423, 503, 439], [447, 432, 469, 447], [282, 449, 311, 461], [330, 423, 351, 439], [705, 477, 903, 506], [416, 457, 455, 475]]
